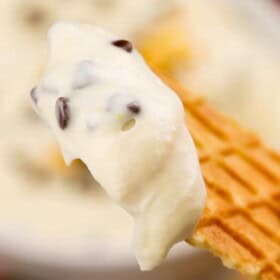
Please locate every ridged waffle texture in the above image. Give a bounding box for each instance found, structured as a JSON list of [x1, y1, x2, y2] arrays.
[[163, 76, 280, 280]]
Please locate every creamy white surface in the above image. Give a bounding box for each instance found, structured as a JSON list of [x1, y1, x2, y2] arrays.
[[33, 22, 206, 270]]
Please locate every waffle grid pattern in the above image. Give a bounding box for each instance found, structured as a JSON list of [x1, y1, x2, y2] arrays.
[[165, 77, 280, 280]]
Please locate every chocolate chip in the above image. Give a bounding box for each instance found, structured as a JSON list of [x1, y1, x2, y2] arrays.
[[127, 102, 141, 114], [55, 97, 70, 129], [112, 40, 133, 52], [30, 87, 38, 104]]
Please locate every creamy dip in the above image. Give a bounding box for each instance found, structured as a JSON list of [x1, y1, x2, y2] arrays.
[[32, 22, 206, 270], [0, 0, 189, 269]]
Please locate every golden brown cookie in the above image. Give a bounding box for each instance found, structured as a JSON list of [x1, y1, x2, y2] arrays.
[[162, 74, 280, 280]]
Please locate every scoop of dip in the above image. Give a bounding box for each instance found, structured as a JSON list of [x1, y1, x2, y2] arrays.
[[31, 21, 206, 270]]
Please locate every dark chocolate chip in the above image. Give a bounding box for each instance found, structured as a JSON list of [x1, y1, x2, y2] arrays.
[[127, 102, 141, 114], [55, 97, 70, 129], [112, 40, 133, 52], [30, 87, 38, 104]]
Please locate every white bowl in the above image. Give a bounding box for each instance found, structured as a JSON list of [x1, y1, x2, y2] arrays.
[[0, 234, 229, 280]]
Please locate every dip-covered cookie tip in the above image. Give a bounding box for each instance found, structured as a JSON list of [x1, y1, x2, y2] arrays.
[[32, 21, 206, 271]]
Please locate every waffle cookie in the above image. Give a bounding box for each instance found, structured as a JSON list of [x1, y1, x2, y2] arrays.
[[162, 75, 280, 280]]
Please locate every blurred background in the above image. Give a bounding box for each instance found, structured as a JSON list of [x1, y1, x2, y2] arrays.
[[1, 0, 280, 279]]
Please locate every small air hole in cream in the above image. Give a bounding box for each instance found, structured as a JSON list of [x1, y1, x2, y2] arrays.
[[121, 118, 136, 131]]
